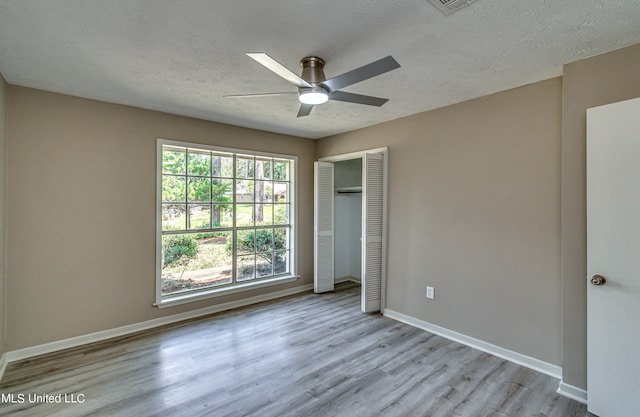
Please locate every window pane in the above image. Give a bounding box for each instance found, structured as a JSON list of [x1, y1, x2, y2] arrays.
[[162, 147, 186, 175], [274, 227, 288, 250], [255, 180, 272, 203], [236, 156, 254, 179], [256, 252, 273, 278], [212, 204, 232, 228], [188, 177, 211, 202], [266, 182, 274, 202], [256, 159, 272, 180], [274, 204, 289, 225], [273, 160, 288, 181], [237, 255, 255, 281], [162, 204, 186, 231], [162, 175, 185, 202], [255, 204, 272, 226], [188, 150, 211, 176], [212, 153, 234, 178], [256, 229, 273, 252], [161, 232, 233, 295], [236, 180, 254, 202], [188, 204, 211, 229], [274, 251, 289, 275], [236, 204, 254, 226], [236, 229, 255, 255], [212, 178, 233, 203], [274, 182, 288, 202]]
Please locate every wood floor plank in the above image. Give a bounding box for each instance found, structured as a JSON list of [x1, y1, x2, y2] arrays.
[[0, 283, 592, 417]]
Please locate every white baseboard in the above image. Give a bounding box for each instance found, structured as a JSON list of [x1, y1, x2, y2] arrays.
[[335, 276, 361, 284], [383, 309, 562, 379], [556, 381, 588, 404], [4, 283, 314, 366]]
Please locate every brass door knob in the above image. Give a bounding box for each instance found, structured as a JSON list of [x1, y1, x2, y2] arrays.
[[591, 275, 607, 286]]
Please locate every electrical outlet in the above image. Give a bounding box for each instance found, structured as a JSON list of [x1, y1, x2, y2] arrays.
[[426, 286, 435, 300]]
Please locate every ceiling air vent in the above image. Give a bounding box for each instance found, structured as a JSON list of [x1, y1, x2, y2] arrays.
[[427, 0, 479, 15]]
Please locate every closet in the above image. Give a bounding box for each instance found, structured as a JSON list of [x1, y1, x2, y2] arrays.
[[334, 159, 362, 284], [314, 148, 387, 313]]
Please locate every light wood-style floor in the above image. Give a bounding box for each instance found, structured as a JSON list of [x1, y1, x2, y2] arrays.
[[0, 283, 591, 417]]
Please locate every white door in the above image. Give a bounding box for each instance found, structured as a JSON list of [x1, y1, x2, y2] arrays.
[[361, 153, 385, 313], [586, 97, 640, 417], [314, 162, 334, 293]]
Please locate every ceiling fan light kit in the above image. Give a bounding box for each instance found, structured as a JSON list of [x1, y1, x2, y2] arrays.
[[299, 88, 329, 105], [225, 53, 401, 117]]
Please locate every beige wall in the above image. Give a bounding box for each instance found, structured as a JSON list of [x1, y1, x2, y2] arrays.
[[5, 86, 315, 350], [317, 78, 563, 365], [561, 43, 640, 389], [0, 74, 6, 356]]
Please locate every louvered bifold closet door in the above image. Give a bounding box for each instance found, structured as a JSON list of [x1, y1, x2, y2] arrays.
[[314, 162, 335, 293], [362, 153, 385, 313]]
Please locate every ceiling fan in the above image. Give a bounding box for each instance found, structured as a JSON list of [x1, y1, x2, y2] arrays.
[[224, 53, 401, 117]]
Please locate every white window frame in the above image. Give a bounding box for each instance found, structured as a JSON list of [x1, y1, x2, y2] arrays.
[[155, 138, 298, 308]]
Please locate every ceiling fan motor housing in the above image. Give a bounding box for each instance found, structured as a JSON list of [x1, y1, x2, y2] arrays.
[[299, 56, 329, 104], [300, 57, 327, 86]]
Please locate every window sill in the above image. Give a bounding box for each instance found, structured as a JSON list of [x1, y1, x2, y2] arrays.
[[154, 275, 300, 309]]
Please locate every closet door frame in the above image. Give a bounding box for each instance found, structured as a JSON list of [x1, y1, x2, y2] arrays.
[[317, 147, 388, 313]]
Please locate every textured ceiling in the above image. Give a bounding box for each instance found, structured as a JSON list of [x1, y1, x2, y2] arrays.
[[1, 0, 640, 139]]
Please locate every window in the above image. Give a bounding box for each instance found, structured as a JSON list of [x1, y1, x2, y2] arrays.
[[156, 139, 296, 306]]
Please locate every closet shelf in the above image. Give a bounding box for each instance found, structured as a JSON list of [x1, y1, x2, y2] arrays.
[[335, 186, 362, 194]]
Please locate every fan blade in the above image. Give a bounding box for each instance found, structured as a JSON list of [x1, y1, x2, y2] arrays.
[[247, 53, 312, 88], [329, 91, 389, 107], [321, 56, 400, 92], [297, 103, 314, 117], [223, 92, 296, 99]]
